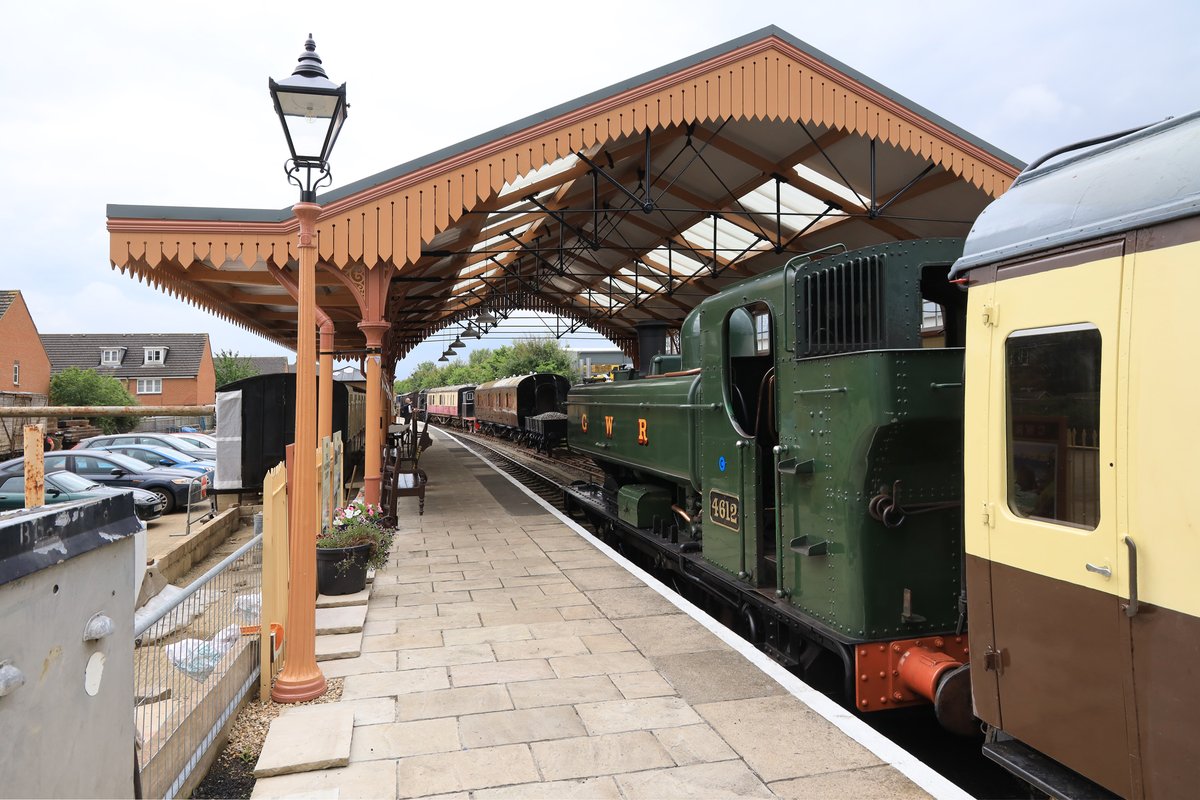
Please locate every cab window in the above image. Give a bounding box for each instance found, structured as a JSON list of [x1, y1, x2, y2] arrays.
[[1006, 324, 1101, 528]]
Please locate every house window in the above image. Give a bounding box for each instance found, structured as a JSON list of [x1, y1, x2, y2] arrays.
[[144, 347, 167, 365], [11, 361, 18, 386], [137, 379, 163, 394], [101, 348, 122, 365]]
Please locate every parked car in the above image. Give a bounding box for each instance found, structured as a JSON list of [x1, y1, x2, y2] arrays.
[[0, 450, 206, 514], [74, 433, 211, 460], [168, 432, 216, 451], [0, 470, 165, 521], [91, 443, 215, 475]]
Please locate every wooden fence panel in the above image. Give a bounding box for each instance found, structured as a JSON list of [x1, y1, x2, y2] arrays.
[[260, 462, 289, 698]]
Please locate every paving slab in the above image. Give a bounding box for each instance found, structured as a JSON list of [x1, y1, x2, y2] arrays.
[[316, 588, 371, 608], [395, 684, 512, 721], [614, 761, 775, 799], [768, 765, 933, 799], [614, 614, 726, 656], [315, 630, 363, 661], [584, 587, 684, 619], [340, 667, 449, 701], [449, 658, 555, 687], [575, 696, 702, 735], [506, 676, 624, 709], [315, 603, 368, 635], [647, 649, 789, 704], [253, 704, 354, 777], [652, 724, 739, 765], [696, 695, 881, 782], [473, 777, 623, 799], [459, 705, 587, 747], [531, 730, 675, 780], [350, 718, 460, 761], [395, 743, 539, 798]]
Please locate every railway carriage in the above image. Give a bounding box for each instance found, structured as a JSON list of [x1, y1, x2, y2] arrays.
[[474, 373, 571, 450], [424, 384, 476, 428], [954, 111, 1200, 799]]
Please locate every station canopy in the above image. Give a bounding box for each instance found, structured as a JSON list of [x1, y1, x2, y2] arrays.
[[107, 26, 1023, 362]]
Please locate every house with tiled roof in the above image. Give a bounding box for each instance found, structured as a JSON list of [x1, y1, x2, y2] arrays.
[[40, 333, 216, 405], [246, 356, 289, 375], [0, 290, 51, 397]]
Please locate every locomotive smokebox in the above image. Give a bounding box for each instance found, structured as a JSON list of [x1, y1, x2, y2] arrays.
[[634, 321, 670, 372]]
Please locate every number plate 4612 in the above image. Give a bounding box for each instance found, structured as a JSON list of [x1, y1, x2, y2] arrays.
[[709, 490, 740, 532]]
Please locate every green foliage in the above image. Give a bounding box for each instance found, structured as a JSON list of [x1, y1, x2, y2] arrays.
[[214, 350, 259, 388], [394, 337, 579, 392], [48, 367, 139, 434]]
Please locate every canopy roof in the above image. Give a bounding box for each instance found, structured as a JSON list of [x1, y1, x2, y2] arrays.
[[107, 26, 1022, 361]]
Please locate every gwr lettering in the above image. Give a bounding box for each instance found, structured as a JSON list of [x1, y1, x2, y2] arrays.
[[637, 418, 649, 446], [604, 416, 614, 438]]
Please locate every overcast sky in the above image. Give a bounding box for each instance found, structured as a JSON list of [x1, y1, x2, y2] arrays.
[[1, 1, 1194, 377]]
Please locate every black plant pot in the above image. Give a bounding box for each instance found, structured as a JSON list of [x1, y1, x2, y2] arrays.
[[316, 543, 372, 596]]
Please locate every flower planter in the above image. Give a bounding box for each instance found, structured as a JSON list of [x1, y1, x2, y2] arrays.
[[316, 542, 373, 596]]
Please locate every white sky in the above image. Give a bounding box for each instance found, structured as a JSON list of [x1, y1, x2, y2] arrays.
[[1, 1, 1194, 377]]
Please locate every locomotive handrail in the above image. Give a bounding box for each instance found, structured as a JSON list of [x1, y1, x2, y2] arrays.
[[570, 400, 721, 410]]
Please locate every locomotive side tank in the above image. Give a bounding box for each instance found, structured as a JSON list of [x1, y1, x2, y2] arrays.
[[567, 238, 971, 723]]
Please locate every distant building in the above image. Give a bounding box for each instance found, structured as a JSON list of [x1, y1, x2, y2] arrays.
[[246, 356, 290, 375], [572, 349, 633, 381], [40, 333, 216, 405], [0, 290, 52, 397]]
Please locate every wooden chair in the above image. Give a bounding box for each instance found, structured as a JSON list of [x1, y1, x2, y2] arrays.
[[383, 413, 428, 519]]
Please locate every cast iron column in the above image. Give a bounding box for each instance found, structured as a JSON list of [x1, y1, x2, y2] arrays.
[[359, 320, 390, 506], [272, 202, 327, 703]]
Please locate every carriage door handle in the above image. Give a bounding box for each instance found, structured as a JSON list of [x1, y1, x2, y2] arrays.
[[1085, 562, 1112, 578], [1123, 535, 1139, 618]]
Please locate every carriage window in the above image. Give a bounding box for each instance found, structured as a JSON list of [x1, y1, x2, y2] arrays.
[[1006, 324, 1101, 528]]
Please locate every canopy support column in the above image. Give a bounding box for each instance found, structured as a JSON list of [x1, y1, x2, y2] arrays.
[[359, 319, 390, 507], [319, 319, 335, 445]]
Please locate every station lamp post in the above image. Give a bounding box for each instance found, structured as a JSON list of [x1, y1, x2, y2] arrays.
[[268, 35, 347, 703]]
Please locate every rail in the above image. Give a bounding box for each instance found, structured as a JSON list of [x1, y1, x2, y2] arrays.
[[133, 534, 263, 799]]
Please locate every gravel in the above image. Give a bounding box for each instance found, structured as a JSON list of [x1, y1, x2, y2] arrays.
[[191, 678, 344, 799]]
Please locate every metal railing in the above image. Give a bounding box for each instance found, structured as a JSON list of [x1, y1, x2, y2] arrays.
[[134, 534, 263, 799]]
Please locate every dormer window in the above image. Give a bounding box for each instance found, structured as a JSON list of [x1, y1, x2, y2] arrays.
[[144, 347, 167, 365], [101, 348, 123, 365]]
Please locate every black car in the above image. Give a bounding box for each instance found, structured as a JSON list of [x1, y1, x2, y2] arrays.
[[0, 450, 206, 514], [0, 470, 165, 521]]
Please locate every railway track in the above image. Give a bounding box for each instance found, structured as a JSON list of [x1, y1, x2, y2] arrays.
[[434, 424, 603, 486]]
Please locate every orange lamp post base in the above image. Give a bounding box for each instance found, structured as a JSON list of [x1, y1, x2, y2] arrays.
[[271, 671, 327, 704]]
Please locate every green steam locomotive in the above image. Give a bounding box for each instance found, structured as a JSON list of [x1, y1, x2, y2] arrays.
[[564, 238, 974, 731]]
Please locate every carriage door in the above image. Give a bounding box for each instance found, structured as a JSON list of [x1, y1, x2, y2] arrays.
[[985, 244, 1132, 797]]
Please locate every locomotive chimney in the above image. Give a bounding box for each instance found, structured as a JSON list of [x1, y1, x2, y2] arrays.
[[634, 321, 669, 373]]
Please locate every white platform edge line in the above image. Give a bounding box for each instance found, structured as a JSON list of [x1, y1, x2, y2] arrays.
[[441, 429, 973, 800]]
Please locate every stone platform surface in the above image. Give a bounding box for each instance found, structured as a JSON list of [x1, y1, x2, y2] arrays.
[[253, 429, 945, 799]]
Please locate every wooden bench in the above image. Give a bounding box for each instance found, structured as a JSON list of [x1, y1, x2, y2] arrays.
[[390, 469, 427, 515]]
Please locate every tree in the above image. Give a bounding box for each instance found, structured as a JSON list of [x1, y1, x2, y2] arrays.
[[214, 350, 260, 388], [49, 367, 139, 434], [393, 337, 579, 388]]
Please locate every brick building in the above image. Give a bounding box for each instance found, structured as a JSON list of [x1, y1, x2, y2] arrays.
[[0, 290, 52, 396], [40, 333, 216, 405]]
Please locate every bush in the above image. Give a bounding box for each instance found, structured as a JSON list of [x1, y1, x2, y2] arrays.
[[214, 350, 259, 388], [49, 367, 139, 434]]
